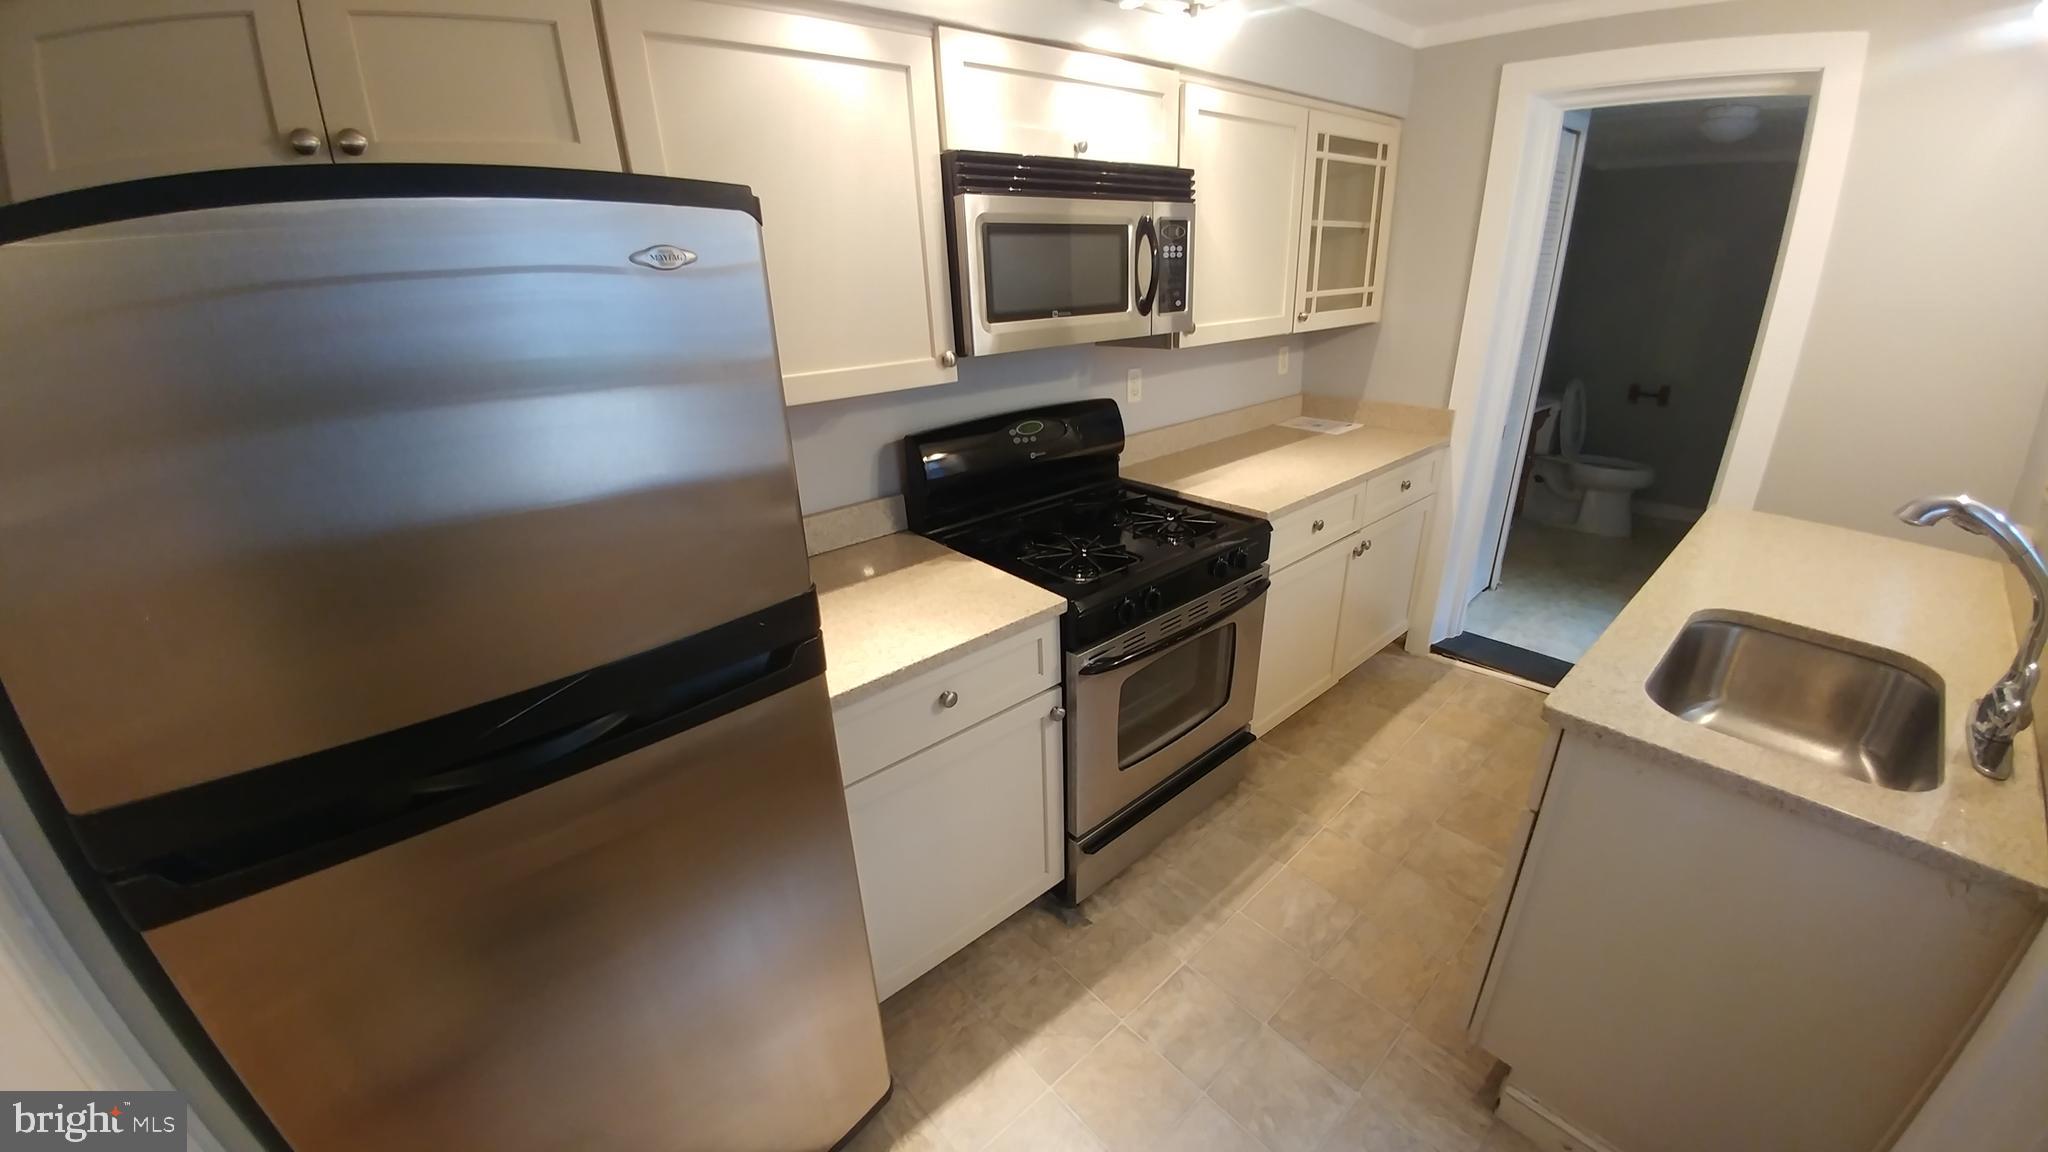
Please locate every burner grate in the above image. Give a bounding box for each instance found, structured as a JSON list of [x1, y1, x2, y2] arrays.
[[1125, 501, 1221, 543], [1016, 533, 1141, 585]]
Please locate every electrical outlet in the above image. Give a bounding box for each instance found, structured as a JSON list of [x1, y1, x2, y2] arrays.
[[1127, 368, 1143, 403], [1277, 345, 1290, 376]]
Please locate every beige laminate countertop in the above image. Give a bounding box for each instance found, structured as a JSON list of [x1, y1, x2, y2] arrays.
[[812, 533, 1064, 707], [1548, 508, 2048, 897], [1123, 421, 1449, 518]]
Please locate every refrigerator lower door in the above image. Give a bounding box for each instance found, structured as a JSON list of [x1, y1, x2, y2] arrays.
[[141, 672, 886, 1152]]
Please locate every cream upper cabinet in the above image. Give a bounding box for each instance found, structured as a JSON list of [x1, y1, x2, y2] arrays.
[[1177, 83, 1307, 348], [936, 27, 1178, 166], [604, 0, 957, 405], [299, 0, 620, 170], [0, 0, 329, 199], [1295, 108, 1400, 330]]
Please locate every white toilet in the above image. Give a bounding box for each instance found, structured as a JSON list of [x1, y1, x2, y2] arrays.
[[1522, 379, 1655, 538]]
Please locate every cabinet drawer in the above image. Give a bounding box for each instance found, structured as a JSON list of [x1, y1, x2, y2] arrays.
[[833, 618, 1060, 786], [1361, 451, 1438, 523], [1270, 486, 1359, 570]]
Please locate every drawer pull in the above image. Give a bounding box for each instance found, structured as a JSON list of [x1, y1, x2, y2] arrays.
[[1312, 518, 1326, 533], [1354, 539, 1372, 557], [1050, 705, 1067, 721], [1400, 479, 1413, 491], [937, 690, 959, 709]]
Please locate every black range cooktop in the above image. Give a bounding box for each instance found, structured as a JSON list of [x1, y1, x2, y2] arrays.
[[901, 400, 1271, 649]]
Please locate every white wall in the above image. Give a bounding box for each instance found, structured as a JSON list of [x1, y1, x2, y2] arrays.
[[788, 334, 1302, 510], [1332, 0, 2048, 547]]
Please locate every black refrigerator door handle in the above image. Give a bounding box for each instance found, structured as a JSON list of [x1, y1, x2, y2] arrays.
[[1134, 215, 1159, 317], [407, 710, 631, 798]]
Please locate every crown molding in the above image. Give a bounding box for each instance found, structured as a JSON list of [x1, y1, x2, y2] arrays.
[[1299, 0, 1736, 50]]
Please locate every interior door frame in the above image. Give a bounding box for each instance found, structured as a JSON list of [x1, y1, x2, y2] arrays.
[[1472, 110, 1589, 603], [1415, 32, 1869, 650]]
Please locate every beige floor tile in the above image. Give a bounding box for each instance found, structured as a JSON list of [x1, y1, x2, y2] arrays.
[[1436, 791, 1522, 858], [1211, 788, 1325, 863], [1249, 747, 1365, 824], [1409, 949, 1485, 1060], [1419, 700, 1515, 750], [1470, 744, 1542, 808], [882, 967, 982, 1082], [1288, 831, 1402, 911], [1053, 1026, 1201, 1152], [1365, 868, 1482, 960], [845, 1089, 953, 1152], [985, 1090, 1106, 1152], [1481, 1120, 1542, 1150], [1207, 1027, 1358, 1152], [1402, 826, 1504, 906], [1325, 791, 1437, 860], [1315, 1093, 1439, 1152], [942, 909, 1061, 1002], [1152, 1095, 1266, 1152], [1389, 1026, 1500, 1099], [1125, 966, 1260, 1086], [1270, 971, 1404, 1088], [903, 1016, 1049, 1152], [1117, 863, 1235, 959], [1035, 905, 1184, 1017], [1354, 1037, 1496, 1152], [1394, 727, 1491, 774], [1188, 913, 1313, 1021], [984, 963, 1121, 1082], [1344, 756, 1463, 821], [1165, 825, 1285, 910], [1242, 865, 1359, 960], [1318, 916, 1444, 1019]]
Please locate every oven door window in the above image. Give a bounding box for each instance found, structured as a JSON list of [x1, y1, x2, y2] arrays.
[[1117, 625, 1235, 771], [983, 223, 1129, 322]]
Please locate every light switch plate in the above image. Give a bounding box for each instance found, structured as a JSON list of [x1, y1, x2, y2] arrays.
[[1127, 368, 1143, 403], [1278, 345, 1290, 376]]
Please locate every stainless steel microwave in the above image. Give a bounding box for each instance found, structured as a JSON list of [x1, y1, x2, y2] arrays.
[[942, 151, 1194, 357]]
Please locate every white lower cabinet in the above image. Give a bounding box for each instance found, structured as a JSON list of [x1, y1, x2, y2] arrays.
[[1253, 470, 1436, 734], [842, 685, 1063, 1000]]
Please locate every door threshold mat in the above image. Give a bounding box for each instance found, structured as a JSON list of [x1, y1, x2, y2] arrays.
[[1433, 632, 1572, 689]]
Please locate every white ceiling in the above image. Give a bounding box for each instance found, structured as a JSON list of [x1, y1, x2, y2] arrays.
[[1294, 0, 1737, 48]]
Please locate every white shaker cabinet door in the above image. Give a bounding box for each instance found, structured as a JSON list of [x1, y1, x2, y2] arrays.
[[936, 27, 1178, 166], [604, 0, 957, 404], [1333, 497, 1429, 677], [1178, 83, 1308, 347], [299, 0, 621, 170], [1252, 538, 1350, 735], [0, 0, 328, 200], [845, 688, 1064, 1000]]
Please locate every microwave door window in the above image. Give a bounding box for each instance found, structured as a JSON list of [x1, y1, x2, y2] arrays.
[[983, 224, 1129, 322]]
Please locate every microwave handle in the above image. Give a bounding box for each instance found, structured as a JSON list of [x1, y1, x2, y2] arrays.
[[1134, 215, 1160, 317]]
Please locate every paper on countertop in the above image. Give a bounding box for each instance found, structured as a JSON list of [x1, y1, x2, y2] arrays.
[[1279, 416, 1363, 435]]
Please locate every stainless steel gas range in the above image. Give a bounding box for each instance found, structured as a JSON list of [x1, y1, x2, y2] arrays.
[[902, 400, 1272, 901]]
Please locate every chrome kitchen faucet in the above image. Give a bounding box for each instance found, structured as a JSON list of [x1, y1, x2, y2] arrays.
[[1895, 494, 2048, 780]]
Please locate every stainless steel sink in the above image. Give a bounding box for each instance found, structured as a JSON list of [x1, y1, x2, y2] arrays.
[[1645, 614, 1944, 792]]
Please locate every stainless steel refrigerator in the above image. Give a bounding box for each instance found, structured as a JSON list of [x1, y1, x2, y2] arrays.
[[0, 166, 889, 1151]]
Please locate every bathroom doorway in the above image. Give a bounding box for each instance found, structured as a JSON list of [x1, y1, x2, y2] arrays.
[[1443, 96, 1810, 683]]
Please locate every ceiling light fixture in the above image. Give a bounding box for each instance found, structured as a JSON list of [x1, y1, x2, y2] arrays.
[[1699, 103, 1762, 144], [1109, 0, 1224, 15]]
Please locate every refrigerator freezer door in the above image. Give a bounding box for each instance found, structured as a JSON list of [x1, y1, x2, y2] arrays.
[[143, 672, 887, 1152], [0, 181, 811, 815]]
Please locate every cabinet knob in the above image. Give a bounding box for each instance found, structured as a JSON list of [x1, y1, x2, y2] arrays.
[[940, 350, 957, 368], [1400, 479, 1413, 491], [335, 128, 369, 157], [1355, 539, 1372, 557], [1073, 140, 1089, 156], [1049, 705, 1067, 721], [1312, 518, 1326, 533], [1297, 311, 1310, 323], [287, 128, 322, 156], [938, 690, 959, 709]]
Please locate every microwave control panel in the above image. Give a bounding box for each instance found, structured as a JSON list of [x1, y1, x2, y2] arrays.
[[1157, 217, 1191, 314]]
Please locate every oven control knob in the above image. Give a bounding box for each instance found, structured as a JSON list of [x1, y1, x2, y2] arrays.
[[1209, 555, 1233, 578], [1143, 587, 1164, 613], [1228, 548, 1251, 570], [1116, 597, 1139, 625]]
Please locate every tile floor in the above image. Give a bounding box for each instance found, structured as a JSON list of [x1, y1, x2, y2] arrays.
[[1462, 516, 1691, 664], [854, 647, 1551, 1152]]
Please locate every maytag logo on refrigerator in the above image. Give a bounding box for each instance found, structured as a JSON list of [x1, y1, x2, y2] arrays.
[[630, 245, 698, 271], [3, 1093, 182, 1149]]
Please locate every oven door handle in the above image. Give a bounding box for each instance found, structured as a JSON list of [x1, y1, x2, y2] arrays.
[[1134, 215, 1160, 317], [1079, 576, 1270, 676]]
